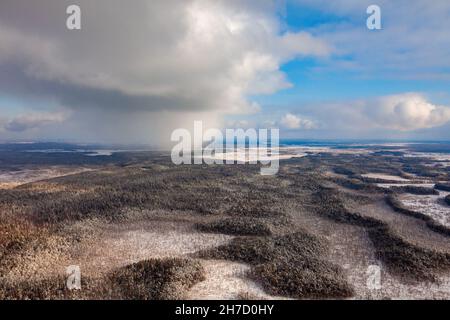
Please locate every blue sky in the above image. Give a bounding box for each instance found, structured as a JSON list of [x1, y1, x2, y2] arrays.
[[1, 0, 450, 144], [235, 0, 450, 140], [272, 1, 450, 99], [277, 1, 450, 104]]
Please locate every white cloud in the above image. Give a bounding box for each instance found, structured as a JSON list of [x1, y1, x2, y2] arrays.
[[280, 113, 317, 129], [364, 93, 450, 131], [300, 93, 450, 134], [0, 0, 330, 115], [225, 119, 251, 129], [0, 0, 332, 144]]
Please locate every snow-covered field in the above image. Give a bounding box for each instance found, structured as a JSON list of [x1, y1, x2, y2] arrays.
[[359, 170, 449, 229], [63, 215, 281, 300], [187, 260, 287, 300], [362, 173, 410, 182], [0, 167, 93, 189], [366, 174, 450, 228], [400, 191, 450, 228]]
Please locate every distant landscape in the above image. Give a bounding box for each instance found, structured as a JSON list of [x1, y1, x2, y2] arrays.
[[1, 141, 449, 299]]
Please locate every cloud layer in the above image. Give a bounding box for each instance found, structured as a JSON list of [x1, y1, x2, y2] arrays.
[[288, 93, 450, 138], [3, 111, 68, 132], [0, 0, 333, 144]]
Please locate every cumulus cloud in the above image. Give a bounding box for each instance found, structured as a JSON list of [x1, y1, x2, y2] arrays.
[[280, 113, 317, 129], [363, 93, 450, 131], [0, 0, 329, 112], [0, 0, 331, 144], [297, 93, 450, 135]]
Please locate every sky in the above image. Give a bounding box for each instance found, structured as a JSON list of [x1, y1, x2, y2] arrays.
[[0, 0, 450, 146]]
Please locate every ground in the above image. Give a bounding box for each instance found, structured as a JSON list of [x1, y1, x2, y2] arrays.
[[0, 143, 449, 299]]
